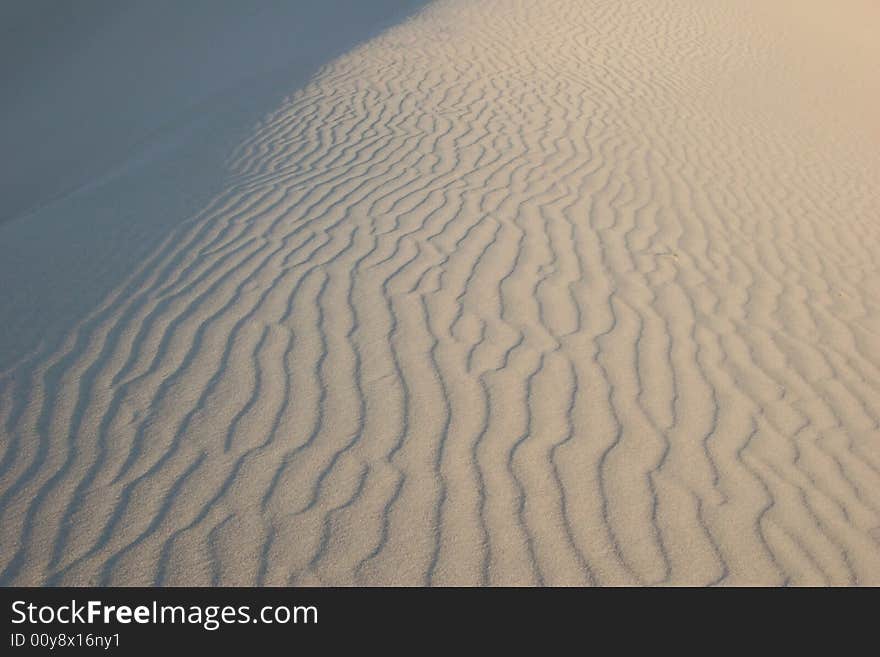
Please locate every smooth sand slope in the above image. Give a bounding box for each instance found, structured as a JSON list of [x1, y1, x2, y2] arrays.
[[0, 0, 428, 224], [1, 0, 880, 585]]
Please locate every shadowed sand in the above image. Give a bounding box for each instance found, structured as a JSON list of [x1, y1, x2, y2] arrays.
[[1, 0, 879, 585]]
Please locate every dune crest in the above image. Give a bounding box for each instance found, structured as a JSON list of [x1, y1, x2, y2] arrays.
[[1, 0, 879, 585]]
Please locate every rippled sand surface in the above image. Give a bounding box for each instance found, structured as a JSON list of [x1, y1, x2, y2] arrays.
[[1, 0, 879, 585]]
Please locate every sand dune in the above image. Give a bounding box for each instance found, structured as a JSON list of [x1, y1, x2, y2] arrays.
[[2, 0, 880, 585]]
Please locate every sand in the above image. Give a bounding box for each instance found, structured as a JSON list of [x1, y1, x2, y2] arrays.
[[1, 0, 879, 586]]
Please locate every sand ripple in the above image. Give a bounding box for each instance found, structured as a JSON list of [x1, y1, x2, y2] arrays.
[[2, 0, 880, 585]]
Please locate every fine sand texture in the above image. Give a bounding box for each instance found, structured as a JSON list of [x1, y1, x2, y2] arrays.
[[1, 0, 879, 585]]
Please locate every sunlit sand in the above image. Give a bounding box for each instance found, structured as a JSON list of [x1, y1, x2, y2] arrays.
[[1, 0, 879, 585]]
